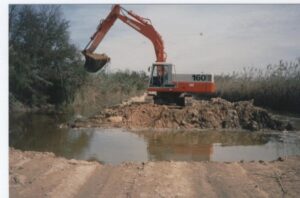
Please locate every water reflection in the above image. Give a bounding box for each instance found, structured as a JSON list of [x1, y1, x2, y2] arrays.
[[9, 112, 93, 159], [143, 131, 270, 162], [9, 113, 300, 164], [80, 129, 148, 164]]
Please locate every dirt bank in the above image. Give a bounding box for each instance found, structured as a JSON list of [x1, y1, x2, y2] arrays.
[[72, 98, 292, 131], [10, 148, 300, 198]]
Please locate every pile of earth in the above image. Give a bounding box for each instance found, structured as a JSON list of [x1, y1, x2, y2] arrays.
[[72, 98, 293, 131]]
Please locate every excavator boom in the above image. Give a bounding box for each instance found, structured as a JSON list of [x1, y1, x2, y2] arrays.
[[83, 5, 166, 72]]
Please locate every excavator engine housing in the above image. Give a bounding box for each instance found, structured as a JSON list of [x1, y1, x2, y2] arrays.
[[148, 63, 216, 106]]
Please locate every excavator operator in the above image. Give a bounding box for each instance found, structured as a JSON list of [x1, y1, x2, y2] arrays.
[[157, 65, 168, 86]]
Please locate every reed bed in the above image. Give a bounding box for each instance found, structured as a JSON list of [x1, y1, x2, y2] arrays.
[[215, 59, 300, 113]]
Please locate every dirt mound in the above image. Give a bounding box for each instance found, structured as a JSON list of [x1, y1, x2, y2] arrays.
[[73, 98, 292, 131]]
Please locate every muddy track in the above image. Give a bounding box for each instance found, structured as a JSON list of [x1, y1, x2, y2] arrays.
[[10, 148, 300, 198]]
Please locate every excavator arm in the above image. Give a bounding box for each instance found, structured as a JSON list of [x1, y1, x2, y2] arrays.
[[83, 4, 167, 72]]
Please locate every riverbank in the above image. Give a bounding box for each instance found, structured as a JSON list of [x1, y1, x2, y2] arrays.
[[10, 148, 300, 198]]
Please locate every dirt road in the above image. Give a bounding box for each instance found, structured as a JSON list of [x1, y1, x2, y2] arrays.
[[10, 148, 300, 198]]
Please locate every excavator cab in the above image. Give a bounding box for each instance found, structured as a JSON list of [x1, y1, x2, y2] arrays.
[[83, 51, 111, 73], [149, 63, 185, 106], [149, 63, 174, 88]]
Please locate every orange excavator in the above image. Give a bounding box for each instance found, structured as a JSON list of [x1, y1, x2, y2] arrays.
[[83, 4, 216, 106]]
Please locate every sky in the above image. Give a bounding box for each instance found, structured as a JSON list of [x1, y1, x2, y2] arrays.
[[61, 4, 300, 74]]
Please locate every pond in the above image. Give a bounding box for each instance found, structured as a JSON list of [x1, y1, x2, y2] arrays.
[[9, 112, 300, 164]]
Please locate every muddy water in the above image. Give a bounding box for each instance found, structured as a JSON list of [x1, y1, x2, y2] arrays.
[[9, 112, 300, 165]]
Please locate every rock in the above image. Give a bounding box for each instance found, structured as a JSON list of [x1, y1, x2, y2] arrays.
[[68, 159, 81, 165], [277, 157, 285, 161], [74, 114, 84, 121], [68, 122, 76, 128], [180, 120, 187, 126], [12, 174, 26, 185], [108, 116, 123, 123], [285, 122, 294, 130], [58, 123, 68, 129], [246, 121, 259, 131], [222, 121, 229, 128]]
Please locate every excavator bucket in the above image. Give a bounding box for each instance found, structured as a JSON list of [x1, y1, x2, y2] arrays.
[[84, 52, 111, 73]]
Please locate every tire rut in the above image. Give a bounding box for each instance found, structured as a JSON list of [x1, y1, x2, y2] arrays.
[[205, 162, 269, 198]]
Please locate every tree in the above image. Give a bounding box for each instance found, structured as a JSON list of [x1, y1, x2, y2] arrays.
[[9, 5, 86, 108]]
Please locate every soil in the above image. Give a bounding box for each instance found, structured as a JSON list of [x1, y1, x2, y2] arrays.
[[84, 52, 110, 72], [10, 148, 300, 198], [72, 97, 292, 131]]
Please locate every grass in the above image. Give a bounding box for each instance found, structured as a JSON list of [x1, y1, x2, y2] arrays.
[[215, 59, 300, 114], [69, 70, 148, 117]]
